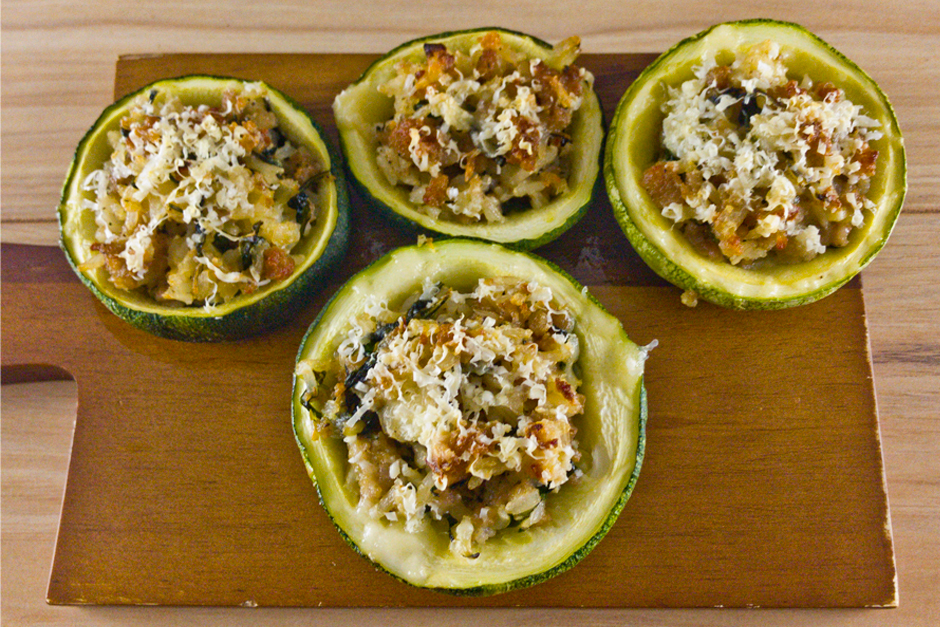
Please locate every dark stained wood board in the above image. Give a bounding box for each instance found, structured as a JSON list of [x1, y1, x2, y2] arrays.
[[0, 52, 895, 608]]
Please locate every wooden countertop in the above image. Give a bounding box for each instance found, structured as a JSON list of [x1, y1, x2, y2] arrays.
[[2, 1, 938, 625]]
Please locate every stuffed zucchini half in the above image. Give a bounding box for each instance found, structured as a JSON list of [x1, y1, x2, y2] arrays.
[[605, 20, 905, 309], [333, 28, 603, 249], [59, 76, 349, 341], [292, 240, 649, 594]]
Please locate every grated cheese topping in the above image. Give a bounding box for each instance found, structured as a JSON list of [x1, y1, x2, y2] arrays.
[[643, 40, 883, 265], [374, 32, 592, 224], [78, 83, 327, 308], [296, 278, 584, 557]]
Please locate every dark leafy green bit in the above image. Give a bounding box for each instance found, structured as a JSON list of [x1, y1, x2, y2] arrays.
[[239, 222, 264, 270], [338, 283, 450, 425], [257, 150, 282, 166], [300, 392, 318, 414], [404, 284, 450, 320], [359, 410, 380, 434], [423, 42, 446, 57], [707, 87, 766, 129], [289, 171, 333, 228], [212, 233, 238, 254], [193, 223, 206, 256], [288, 190, 312, 226], [738, 93, 761, 128], [344, 350, 378, 400], [370, 321, 399, 345]]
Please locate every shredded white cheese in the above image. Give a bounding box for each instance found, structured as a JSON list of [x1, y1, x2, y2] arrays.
[[79, 84, 324, 308], [375, 32, 591, 223], [648, 40, 882, 265], [296, 278, 584, 556]]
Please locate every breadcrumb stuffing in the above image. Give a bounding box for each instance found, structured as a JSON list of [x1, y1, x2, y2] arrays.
[[78, 83, 325, 308], [644, 40, 882, 267], [296, 278, 584, 557], [374, 32, 592, 224]]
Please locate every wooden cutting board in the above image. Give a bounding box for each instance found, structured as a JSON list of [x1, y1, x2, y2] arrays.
[[0, 52, 896, 608]]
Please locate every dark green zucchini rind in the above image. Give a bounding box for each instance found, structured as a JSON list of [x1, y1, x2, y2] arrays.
[[605, 20, 906, 309], [292, 239, 648, 595], [58, 76, 350, 341], [333, 28, 604, 251]]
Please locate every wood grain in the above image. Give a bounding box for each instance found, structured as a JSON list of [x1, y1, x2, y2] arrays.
[[0, 50, 897, 609], [2, 3, 938, 625], [109, 51, 670, 293], [2, 2, 937, 235], [1, 248, 895, 608]]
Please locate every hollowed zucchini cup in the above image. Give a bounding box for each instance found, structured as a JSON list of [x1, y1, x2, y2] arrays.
[[59, 76, 349, 341], [605, 20, 905, 309], [292, 239, 648, 595], [333, 28, 604, 250]]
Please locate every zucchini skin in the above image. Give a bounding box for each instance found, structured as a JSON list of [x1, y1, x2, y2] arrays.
[[58, 76, 350, 342], [292, 239, 648, 595], [333, 28, 604, 251], [605, 20, 906, 309]]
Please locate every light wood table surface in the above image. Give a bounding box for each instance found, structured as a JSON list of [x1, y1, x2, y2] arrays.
[[2, 1, 938, 625]]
